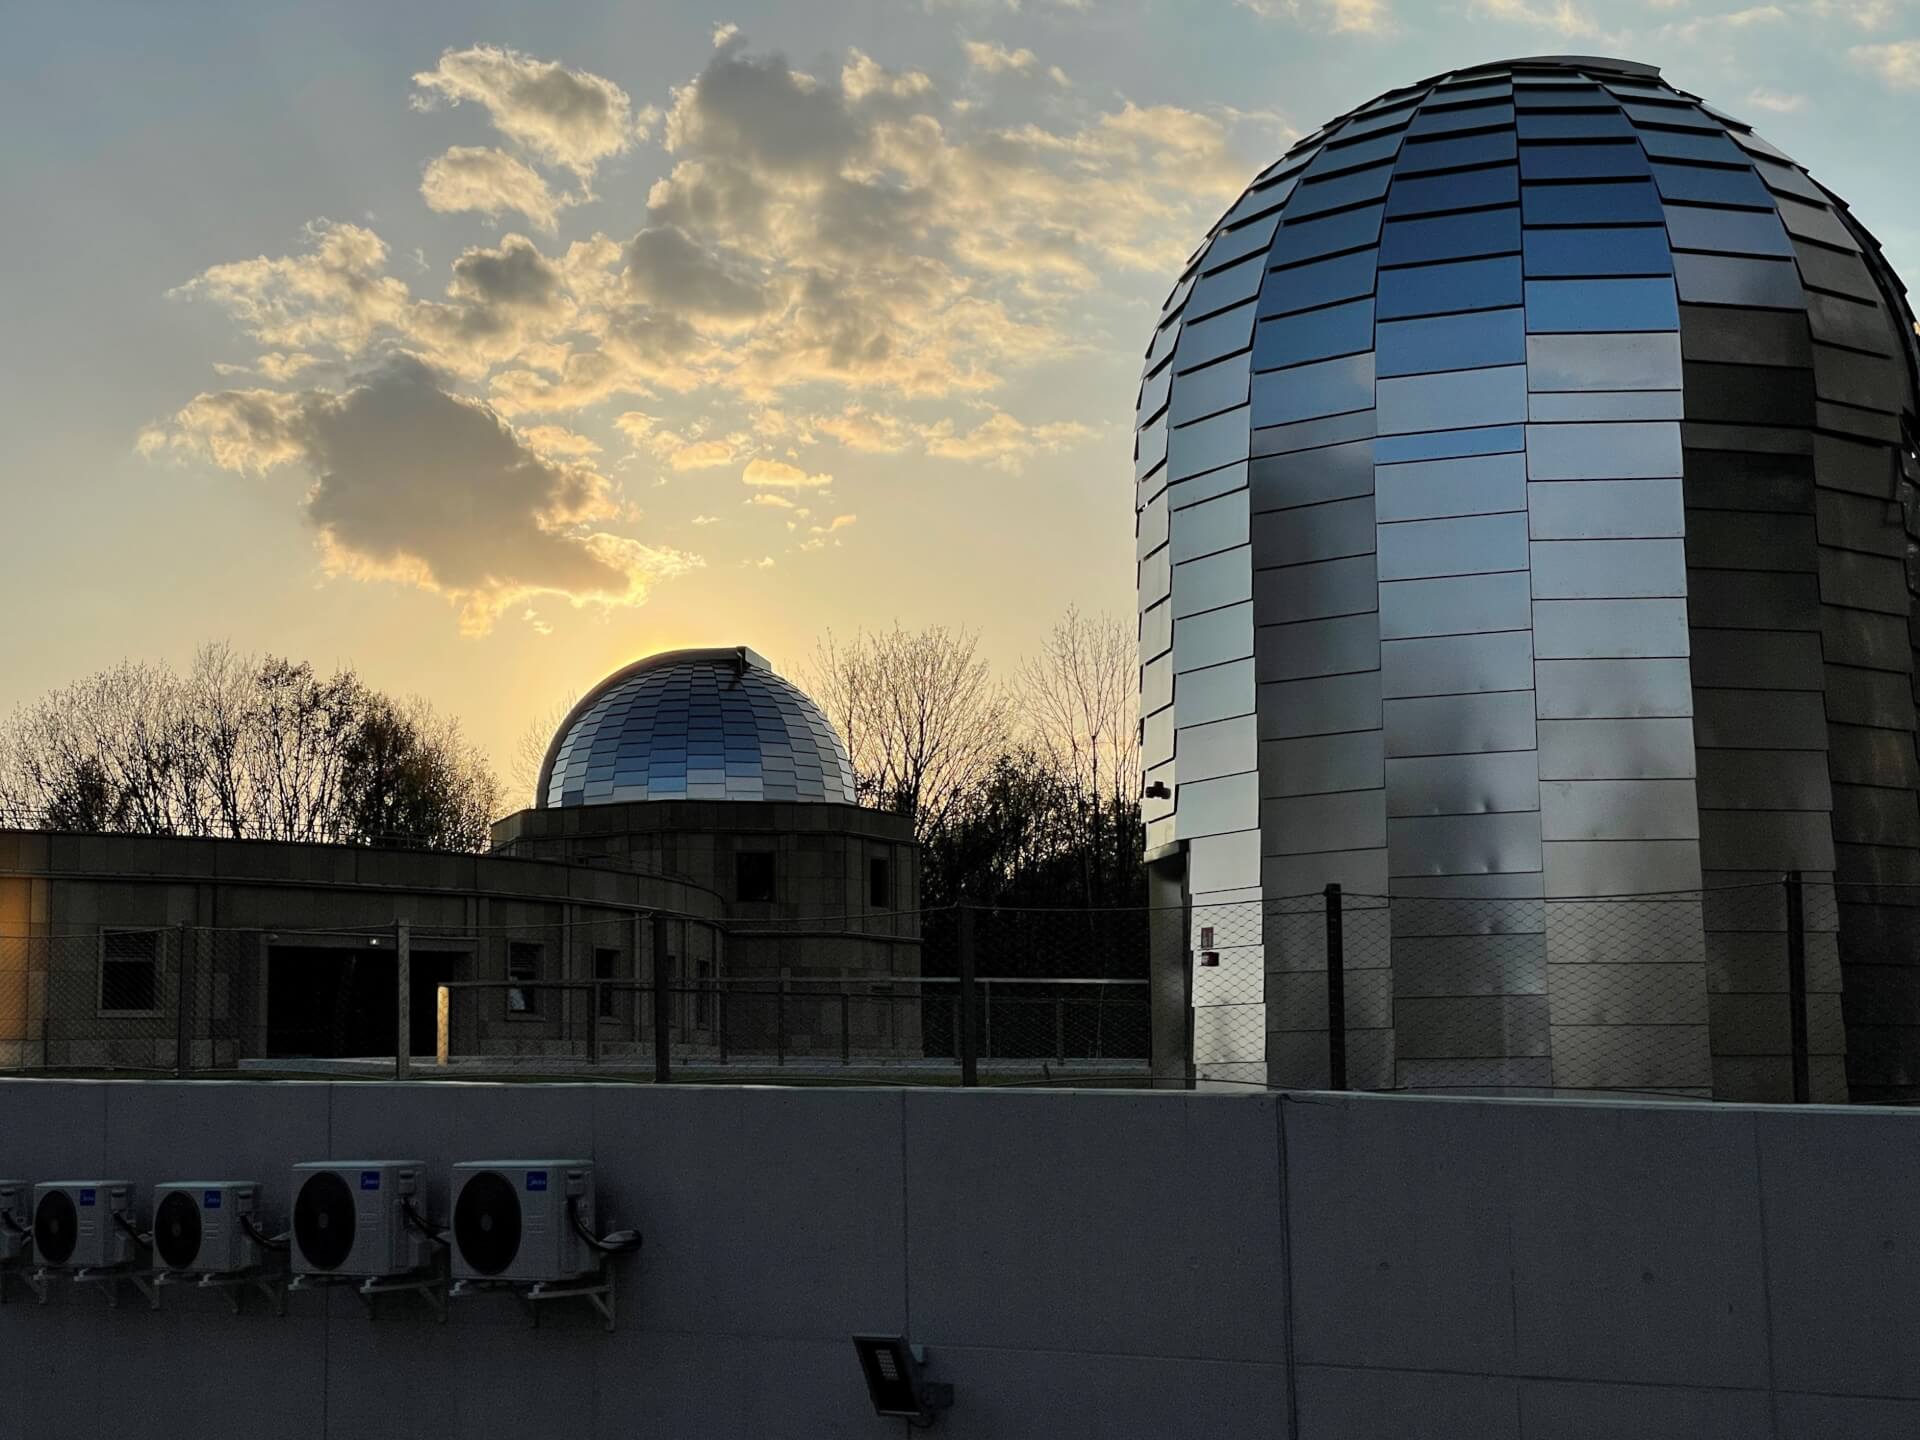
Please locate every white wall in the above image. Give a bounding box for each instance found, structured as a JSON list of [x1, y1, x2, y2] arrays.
[[1, 1080, 1915, 1439]]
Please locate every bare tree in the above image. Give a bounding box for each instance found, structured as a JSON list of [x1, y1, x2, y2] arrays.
[[1020, 608, 1142, 905], [507, 692, 580, 810], [805, 625, 1012, 841], [0, 646, 499, 850]]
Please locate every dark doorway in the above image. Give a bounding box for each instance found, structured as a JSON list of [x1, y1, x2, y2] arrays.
[[266, 945, 460, 1058]]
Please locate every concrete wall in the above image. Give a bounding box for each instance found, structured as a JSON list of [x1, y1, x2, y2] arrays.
[[1, 1081, 1915, 1439]]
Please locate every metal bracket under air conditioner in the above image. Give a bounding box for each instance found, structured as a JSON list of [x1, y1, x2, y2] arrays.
[[287, 1261, 449, 1323], [448, 1260, 619, 1334], [151, 1265, 289, 1316]]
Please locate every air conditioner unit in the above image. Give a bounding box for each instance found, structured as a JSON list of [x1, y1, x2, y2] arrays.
[[451, 1160, 597, 1283], [152, 1182, 263, 1275], [32, 1181, 136, 1270], [0, 1181, 26, 1265], [290, 1161, 432, 1278]]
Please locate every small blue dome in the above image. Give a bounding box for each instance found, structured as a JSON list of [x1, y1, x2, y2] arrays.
[[540, 648, 856, 808]]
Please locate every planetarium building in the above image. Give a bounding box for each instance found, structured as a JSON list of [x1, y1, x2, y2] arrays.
[[1135, 57, 1920, 1100], [0, 648, 919, 1070]]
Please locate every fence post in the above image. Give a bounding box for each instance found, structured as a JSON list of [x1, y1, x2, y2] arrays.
[[1785, 871, 1809, 1104], [651, 914, 672, 1085], [957, 902, 979, 1087], [840, 991, 851, 1066], [776, 972, 787, 1067], [395, 919, 411, 1081], [587, 976, 602, 1067], [1324, 883, 1347, 1092], [436, 984, 450, 1066], [173, 922, 192, 1078]]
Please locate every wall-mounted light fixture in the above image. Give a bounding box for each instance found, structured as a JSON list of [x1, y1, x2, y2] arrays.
[[852, 1334, 953, 1426]]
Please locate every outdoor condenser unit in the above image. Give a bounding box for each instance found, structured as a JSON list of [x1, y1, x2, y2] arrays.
[[32, 1181, 137, 1269], [152, 1182, 263, 1275], [450, 1160, 597, 1283], [0, 1181, 27, 1264], [290, 1161, 432, 1278]]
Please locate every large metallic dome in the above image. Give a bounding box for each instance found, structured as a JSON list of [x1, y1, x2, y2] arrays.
[[539, 648, 856, 808], [1134, 55, 1920, 1099]]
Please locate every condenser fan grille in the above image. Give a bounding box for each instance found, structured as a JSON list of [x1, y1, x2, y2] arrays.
[[454, 1171, 521, 1276], [155, 1191, 202, 1270], [293, 1171, 356, 1271], [34, 1191, 77, 1266]]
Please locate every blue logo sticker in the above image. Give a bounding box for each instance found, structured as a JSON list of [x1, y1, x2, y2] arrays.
[[78, 1188, 96, 1207], [203, 1190, 222, 1209], [526, 1171, 548, 1192], [360, 1171, 381, 1192]]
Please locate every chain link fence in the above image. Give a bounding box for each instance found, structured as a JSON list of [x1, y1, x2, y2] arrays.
[[2, 880, 1915, 1101]]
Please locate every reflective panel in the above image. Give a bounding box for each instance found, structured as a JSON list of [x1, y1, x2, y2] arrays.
[[1523, 227, 1673, 277], [1386, 165, 1519, 217], [1532, 598, 1691, 657], [1377, 365, 1528, 434], [1167, 404, 1252, 482], [1249, 353, 1376, 426], [1521, 179, 1662, 225], [1254, 612, 1381, 680], [1253, 554, 1379, 623], [1524, 278, 1680, 332], [1170, 489, 1250, 563], [1262, 730, 1386, 796], [1529, 539, 1688, 598], [1528, 479, 1685, 539], [1387, 750, 1541, 816], [1649, 160, 1774, 207], [1525, 332, 1683, 391], [1385, 691, 1538, 757], [1518, 141, 1649, 179], [1379, 207, 1522, 265], [1173, 601, 1254, 672], [1376, 451, 1529, 522], [1376, 308, 1526, 377], [1378, 513, 1530, 581], [1377, 254, 1523, 318], [1248, 495, 1376, 565], [1374, 424, 1525, 464], [1526, 422, 1682, 479], [1535, 658, 1694, 718], [1378, 571, 1532, 639], [1381, 629, 1534, 698], [1661, 204, 1794, 257], [1174, 658, 1256, 727], [1250, 440, 1376, 511], [1269, 204, 1386, 265], [1260, 251, 1379, 317], [1671, 253, 1803, 308], [1252, 298, 1375, 371]]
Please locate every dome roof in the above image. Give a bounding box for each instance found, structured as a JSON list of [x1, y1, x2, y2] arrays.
[[538, 648, 856, 808]]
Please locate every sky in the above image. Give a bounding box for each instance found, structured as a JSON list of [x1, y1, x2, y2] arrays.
[[1, 0, 1915, 783]]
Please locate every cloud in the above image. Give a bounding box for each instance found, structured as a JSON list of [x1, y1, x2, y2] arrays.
[[412, 45, 636, 181], [171, 219, 412, 357], [815, 514, 858, 532], [1658, 2, 1786, 38], [921, 409, 1093, 471], [963, 40, 1040, 72], [1237, 0, 1394, 32], [1468, 0, 1608, 35], [624, 224, 776, 326], [692, 514, 722, 525], [748, 492, 797, 509], [664, 436, 740, 470], [742, 457, 832, 489], [518, 424, 602, 458], [420, 146, 570, 231], [1745, 86, 1808, 112], [810, 405, 915, 453], [1852, 39, 1920, 87], [151, 357, 696, 632], [1806, 0, 1899, 28]]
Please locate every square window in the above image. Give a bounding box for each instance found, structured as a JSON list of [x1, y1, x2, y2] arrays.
[[507, 941, 542, 1015], [100, 930, 161, 1014], [736, 851, 776, 903], [870, 857, 892, 910]]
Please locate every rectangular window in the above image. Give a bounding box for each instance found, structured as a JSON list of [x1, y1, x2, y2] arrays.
[[735, 851, 776, 903], [870, 857, 892, 910], [507, 942, 541, 1015], [100, 930, 161, 1014], [594, 947, 620, 1020]]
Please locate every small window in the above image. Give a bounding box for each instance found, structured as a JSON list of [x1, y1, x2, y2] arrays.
[[507, 941, 542, 1015], [593, 947, 620, 1020], [735, 851, 775, 903], [100, 930, 161, 1014], [869, 856, 891, 910]]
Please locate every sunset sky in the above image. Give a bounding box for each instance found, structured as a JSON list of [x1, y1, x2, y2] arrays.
[[2, 0, 1915, 784]]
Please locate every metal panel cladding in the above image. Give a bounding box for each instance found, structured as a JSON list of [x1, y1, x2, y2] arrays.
[[539, 649, 857, 808], [1134, 55, 1920, 1100]]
